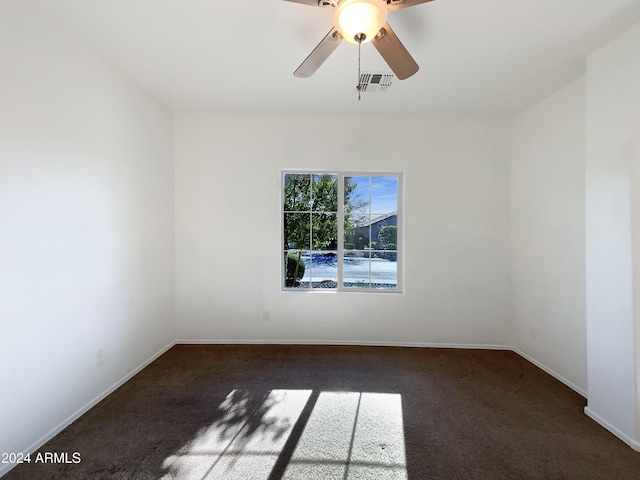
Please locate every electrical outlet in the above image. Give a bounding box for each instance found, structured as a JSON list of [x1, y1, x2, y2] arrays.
[[95, 349, 105, 367], [262, 310, 271, 322]]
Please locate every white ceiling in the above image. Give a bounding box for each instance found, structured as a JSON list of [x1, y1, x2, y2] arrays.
[[37, 0, 640, 117]]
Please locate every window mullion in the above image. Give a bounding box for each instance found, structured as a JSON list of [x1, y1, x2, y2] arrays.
[[337, 173, 345, 290], [368, 176, 373, 287], [308, 174, 313, 286], [397, 174, 403, 291]]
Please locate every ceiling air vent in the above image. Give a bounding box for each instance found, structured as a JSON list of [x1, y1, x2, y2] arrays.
[[358, 73, 394, 93]]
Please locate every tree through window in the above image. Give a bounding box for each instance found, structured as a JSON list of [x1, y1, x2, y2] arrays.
[[282, 172, 402, 292]]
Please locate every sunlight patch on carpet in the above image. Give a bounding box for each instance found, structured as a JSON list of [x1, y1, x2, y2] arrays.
[[161, 390, 407, 480], [283, 392, 407, 480]]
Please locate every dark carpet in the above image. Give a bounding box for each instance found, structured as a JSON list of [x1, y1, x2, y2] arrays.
[[4, 344, 640, 479]]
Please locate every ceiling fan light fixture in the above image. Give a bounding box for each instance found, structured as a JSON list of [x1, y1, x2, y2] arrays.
[[334, 0, 388, 45]]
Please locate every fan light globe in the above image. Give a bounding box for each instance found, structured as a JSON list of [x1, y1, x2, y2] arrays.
[[334, 0, 388, 45]]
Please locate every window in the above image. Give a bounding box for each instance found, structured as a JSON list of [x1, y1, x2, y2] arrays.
[[282, 171, 402, 292]]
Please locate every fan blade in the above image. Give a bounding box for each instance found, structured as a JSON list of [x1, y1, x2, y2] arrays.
[[294, 27, 343, 78], [371, 22, 419, 80], [387, 0, 435, 10]]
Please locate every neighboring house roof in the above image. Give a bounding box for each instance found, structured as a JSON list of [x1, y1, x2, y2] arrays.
[[357, 212, 397, 228]]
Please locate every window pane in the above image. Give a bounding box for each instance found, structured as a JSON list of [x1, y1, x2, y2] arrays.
[[284, 250, 307, 288], [312, 174, 338, 212], [371, 252, 397, 288], [312, 213, 337, 251], [284, 174, 312, 212], [284, 213, 310, 250], [344, 176, 370, 215], [345, 212, 367, 248], [343, 251, 371, 288], [371, 176, 398, 215], [372, 216, 397, 251], [303, 252, 337, 289]]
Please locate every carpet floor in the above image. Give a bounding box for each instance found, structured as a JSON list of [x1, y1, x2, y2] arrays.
[[4, 344, 640, 479]]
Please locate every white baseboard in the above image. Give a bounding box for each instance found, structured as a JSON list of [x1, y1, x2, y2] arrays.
[[0, 341, 176, 479], [175, 338, 510, 350], [509, 347, 588, 397], [584, 407, 640, 452]]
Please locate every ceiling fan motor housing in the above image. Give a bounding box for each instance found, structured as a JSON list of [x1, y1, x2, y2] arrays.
[[334, 0, 388, 44]]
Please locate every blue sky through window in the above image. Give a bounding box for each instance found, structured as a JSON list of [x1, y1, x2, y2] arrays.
[[348, 176, 398, 215]]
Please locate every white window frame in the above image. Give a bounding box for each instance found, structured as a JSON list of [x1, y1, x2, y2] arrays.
[[281, 170, 403, 294]]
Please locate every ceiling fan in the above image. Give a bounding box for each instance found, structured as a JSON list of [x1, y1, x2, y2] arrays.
[[284, 0, 435, 80]]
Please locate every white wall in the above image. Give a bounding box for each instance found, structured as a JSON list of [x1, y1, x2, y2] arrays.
[[510, 78, 587, 394], [0, 0, 175, 471], [174, 113, 511, 346], [584, 20, 640, 450]]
